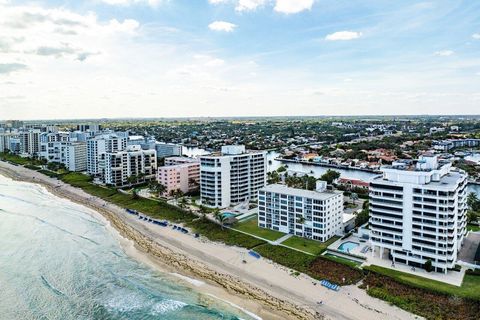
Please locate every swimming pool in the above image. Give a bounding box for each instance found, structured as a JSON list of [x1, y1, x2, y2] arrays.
[[222, 212, 237, 218], [338, 241, 359, 252]]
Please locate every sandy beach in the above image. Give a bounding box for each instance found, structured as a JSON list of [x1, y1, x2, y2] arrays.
[[0, 161, 419, 320]]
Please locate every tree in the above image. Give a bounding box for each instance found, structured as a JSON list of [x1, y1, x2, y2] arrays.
[[424, 259, 433, 272], [213, 209, 227, 230], [319, 169, 340, 185], [467, 192, 480, 212], [277, 165, 287, 173], [127, 174, 138, 186], [467, 210, 479, 224], [132, 189, 140, 200], [355, 200, 369, 227], [179, 197, 188, 209]]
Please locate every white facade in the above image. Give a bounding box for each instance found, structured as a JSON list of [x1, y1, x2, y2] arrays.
[[64, 142, 87, 172], [369, 154, 468, 273], [39, 132, 70, 163], [155, 143, 182, 158], [200, 145, 266, 208], [19, 130, 41, 156], [0, 132, 19, 153], [87, 133, 127, 176], [258, 182, 343, 241], [101, 145, 157, 187]]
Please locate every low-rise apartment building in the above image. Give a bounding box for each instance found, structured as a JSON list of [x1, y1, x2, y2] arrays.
[[157, 160, 200, 196]]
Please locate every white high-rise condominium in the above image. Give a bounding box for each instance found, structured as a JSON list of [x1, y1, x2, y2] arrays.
[[101, 145, 157, 187], [87, 132, 128, 176], [369, 154, 468, 273], [19, 129, 41, 156], [258, 181, 343, 241], [155, 142, 182, 158], [64, 142, 87, 172], [200, 145, 266, 208]]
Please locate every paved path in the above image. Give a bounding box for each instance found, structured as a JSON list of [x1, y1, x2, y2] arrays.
[[274, 233, 293, 245]]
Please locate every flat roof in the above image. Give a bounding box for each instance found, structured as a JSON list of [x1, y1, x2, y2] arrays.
[[261, 184, 341, 200], [201, 149, 266, 157]]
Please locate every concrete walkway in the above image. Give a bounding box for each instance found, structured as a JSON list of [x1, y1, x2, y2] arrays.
[[274, 233, 293, 245]]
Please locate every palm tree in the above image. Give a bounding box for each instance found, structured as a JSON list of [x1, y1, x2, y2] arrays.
[[214, 210, 227, 230], [179, 197, 188, 209], [467, 192, 479, 210], [297, 216, 305, 225]]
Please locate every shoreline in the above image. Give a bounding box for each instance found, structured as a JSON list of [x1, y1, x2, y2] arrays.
[[0, 161, 418, 320]]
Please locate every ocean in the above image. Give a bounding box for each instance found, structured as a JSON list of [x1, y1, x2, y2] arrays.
[[0, 175, 256, 320]]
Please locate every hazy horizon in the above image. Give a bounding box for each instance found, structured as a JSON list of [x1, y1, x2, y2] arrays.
[[1, 0, 480, 119]]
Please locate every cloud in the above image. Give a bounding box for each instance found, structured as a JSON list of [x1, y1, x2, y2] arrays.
[[434, 50, 454, 56], [473, 33, 480, 40], [208, 21, 237, 32], [36, 44, 76, 57], [274, 0, 313, 14], [325, 31, 362, 41], [236, 0, 266, 11], [100, 0, 164, 7], [0, 63, 28, 75], [204, 58, 225, 67]]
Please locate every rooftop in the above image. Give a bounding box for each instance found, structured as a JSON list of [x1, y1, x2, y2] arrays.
[[261, 184, 341, 200]]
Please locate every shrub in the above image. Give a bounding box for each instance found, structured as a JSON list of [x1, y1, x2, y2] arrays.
[[424, 259, 433, 273]]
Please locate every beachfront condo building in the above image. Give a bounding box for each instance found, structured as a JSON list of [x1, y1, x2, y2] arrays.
[[0, 131, 20, 153], [155, 142, 182, 158], [157, 159, 200, 196], [369, 154, 468, 273], [19, 129, 41, 157], [87, 132, 128, 176], [200, 145, 267, 208], [77, 124, 102, 133], [258, 182, 343, 241], [39, 132, 70, 163], [100, 145, 157, 187], [64, 142, 87, 172]]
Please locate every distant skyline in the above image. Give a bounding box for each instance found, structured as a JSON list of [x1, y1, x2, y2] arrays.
[[1, 0, 480, 120]]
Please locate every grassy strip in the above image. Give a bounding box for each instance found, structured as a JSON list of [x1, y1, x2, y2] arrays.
[[281, 235, 340, 255], [323, 253, 362, 268], [364, 265, 480, 300], [0, 152, 45, 166], [233, 217, 285, 241], [24, 164, 41, 170], [60, 172, 265, 248], [467, 224, 480, 232]]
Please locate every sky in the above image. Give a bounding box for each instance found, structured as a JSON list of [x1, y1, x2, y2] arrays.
[[0, 0, 479, 120]]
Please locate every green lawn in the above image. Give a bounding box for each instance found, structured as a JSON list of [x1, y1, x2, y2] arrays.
[[0, 152, 44, 166], [281, 235, 340, 255], [233, 217, 285, 241], [365, 265, 480, 300], [467, 224, 480, 232]]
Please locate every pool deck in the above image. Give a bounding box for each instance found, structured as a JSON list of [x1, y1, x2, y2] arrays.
[[327, 235, 466, 286], [328, 235, 368, 256]]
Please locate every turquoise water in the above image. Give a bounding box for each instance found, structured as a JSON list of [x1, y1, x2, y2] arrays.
[[0, 175, 255, 320], [222, 212, 237, 218], [338, 241, 359, 252]]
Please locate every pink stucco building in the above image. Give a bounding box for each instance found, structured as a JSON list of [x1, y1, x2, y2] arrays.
[[157, 158, 200, 195]]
